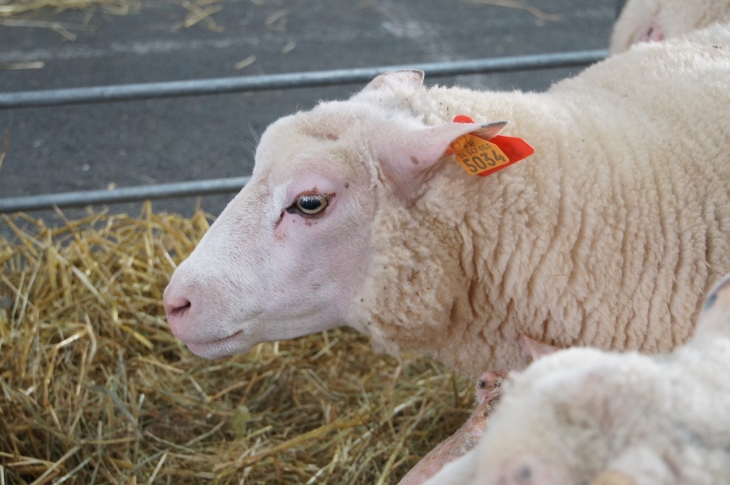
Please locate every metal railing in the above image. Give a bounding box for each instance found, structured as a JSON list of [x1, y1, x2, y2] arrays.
[[0, 177, 251, 213], [0, 49, 608, 212], [0, 50, 606, 109]]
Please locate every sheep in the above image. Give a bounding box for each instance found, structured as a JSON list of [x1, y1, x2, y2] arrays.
[[398, 369, 507, 485], [610, 0, 730, 54], [400, 336, 555, 485], [163, 24, 730, 379], [421, 272, 730, 485]]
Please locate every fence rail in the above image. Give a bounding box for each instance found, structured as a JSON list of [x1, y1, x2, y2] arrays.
[[0, 49, 608, 213], [0, 50, 607, 109], [0, 177, 251, 213]]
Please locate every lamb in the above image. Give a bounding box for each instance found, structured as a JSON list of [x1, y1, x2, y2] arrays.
[[398, 370, 507, 485], [421, 272, 730, 485], [610, 0, 730, 54], [400, 336, 555, 485], [163, 24, 730, 379]]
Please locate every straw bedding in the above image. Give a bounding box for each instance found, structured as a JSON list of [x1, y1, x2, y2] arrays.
[[0, 203, 475, 485], [0, 0, 138, 18]]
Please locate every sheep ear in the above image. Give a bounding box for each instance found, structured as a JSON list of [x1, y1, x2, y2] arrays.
[[361, 70, 424, 95], [415, 121, 507, 168], [639, 22, 664, 43], [518, 335, 560, 361], [385, 121, 508, 184]]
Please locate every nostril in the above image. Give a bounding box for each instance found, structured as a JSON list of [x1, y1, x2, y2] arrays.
[[164, 295, 192, 321], [172, 301, 191, 317]]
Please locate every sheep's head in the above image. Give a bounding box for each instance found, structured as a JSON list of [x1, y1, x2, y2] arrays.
[[466, 387, 577, 485], [163, 70, 505, 358], [162, 107, 374, 358], [458, 348, 666, 485]]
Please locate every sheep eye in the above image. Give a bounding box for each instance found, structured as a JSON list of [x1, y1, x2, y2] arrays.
[[295, 194, 328, 215]]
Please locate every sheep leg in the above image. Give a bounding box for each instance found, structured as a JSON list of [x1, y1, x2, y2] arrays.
[[398, 337, 558, 484], [398, 370, 509, 485]]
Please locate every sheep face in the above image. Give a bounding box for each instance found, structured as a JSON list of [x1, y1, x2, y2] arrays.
[[162, 105, 377, 358], [465, 349, 668, 485]]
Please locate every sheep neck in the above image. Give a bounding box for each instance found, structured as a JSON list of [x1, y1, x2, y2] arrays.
[[352, 82, 729, 377]]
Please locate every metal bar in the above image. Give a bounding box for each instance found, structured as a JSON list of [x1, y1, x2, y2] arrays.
[[0, 49, 610, 212], [0, 50, 607, 109], [0, 177, 250, 213]]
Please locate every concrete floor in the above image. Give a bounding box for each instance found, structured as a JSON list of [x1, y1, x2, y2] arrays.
[[0, 0, 617, 226]]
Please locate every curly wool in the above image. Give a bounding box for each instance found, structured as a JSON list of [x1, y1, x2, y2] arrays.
[[356, 24, 730, 377], [422, 271, 730, 485]]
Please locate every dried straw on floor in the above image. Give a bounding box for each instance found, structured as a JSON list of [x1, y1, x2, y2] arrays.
[[0, 0, 138, 18], [1, 0, 227, 33], [0, 203, 475, 485]]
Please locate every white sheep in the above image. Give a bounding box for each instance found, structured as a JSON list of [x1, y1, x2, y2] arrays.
[[610, 0, 730, 54], [164, 24, 730, 378], [400, 336, 555, 485], [421, 272, 730, 485]]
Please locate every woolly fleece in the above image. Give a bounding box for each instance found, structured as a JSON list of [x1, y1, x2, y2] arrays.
[[354, 24, 730, 376], [421, 271, 730, 485]]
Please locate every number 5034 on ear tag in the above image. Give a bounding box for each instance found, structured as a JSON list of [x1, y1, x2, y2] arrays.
[[451, 134, 510, 176]]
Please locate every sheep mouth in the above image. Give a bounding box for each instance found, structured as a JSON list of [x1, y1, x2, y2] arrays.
[[185, 328, 253, 359]]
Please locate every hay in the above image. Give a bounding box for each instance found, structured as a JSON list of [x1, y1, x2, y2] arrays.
[[469, 0, 559, 22], [0, 0, 139, 18], [0, 0, 225, 33], [0, 203, 475, 484]]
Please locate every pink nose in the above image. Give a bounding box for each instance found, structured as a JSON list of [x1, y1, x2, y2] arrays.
[[164, 292, 192, 336]]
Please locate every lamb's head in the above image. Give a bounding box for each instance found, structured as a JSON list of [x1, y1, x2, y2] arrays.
[[163, 70, 506, 358], [458, 349, 667, 485]]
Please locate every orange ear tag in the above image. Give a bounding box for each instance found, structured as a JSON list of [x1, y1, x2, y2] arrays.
[[450, 134, 511, 176], [451, 115, 534, 177]]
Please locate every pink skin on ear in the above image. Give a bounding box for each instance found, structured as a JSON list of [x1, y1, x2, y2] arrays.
[[517, 334, 561, 361], [403, 121, 508, 174], [383, 121, 508, 195], [361, 69, 425, 95], [358, 70, 508, 194], [637, 23, 664, 44]]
